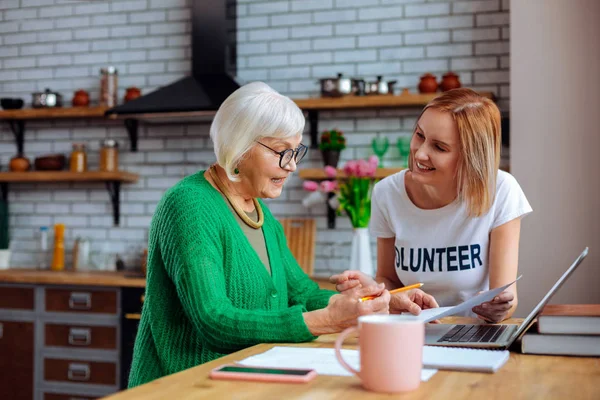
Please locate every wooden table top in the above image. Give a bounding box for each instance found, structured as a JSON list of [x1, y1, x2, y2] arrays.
[[0, 269, 146, 287], [102, 317, 600, 400]]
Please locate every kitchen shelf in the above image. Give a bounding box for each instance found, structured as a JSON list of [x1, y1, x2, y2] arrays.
[[298, 167, 404, 180], [294, 91, 495, 148], [0, 106, 109, 119], [0, 170, 140, 226], [0, 106, 139, 153]]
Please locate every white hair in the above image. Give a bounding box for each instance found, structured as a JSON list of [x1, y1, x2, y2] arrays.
[[210, 81, 305, 181]]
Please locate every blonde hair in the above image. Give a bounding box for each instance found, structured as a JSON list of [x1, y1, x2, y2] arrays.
[[409, 88, 501, 216], [210, 82, 305, 181]]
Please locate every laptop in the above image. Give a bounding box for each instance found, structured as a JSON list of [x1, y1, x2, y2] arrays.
[[424, 247, 589, 349]]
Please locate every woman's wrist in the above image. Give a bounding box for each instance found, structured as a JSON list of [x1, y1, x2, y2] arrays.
[[303, 308, 337, 336]]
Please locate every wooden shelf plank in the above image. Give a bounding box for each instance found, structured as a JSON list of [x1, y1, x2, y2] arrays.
[[298, 168, 404, 180], [299, 164, 509, 180], [293, 91, 494, 111], [0, 106, 109, 120], [0, 171, 139, 183]]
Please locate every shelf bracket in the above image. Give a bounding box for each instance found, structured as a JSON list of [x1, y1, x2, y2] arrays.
[[308, 110, 318, 149], [105, 181, 121, 226], [124, 119, 138, 152], [8, 121, 25, 155]]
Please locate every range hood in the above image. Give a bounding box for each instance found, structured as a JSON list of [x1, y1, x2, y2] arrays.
[[105, 0, 238, 119]]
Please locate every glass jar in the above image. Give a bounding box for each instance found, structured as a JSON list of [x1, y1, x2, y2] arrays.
[[99, 66, 118, 107], [69, 143, 87, 172], [100, 139, 119, 172]]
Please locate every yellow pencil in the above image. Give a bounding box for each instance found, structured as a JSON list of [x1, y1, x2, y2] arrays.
[[359, 282, 424, 302]]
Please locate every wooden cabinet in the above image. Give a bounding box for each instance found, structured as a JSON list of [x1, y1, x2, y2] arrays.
[[44, 359, 117, 386], [0, 286, 34, 310], [0, 284, 121, 399], [45, 288, 117, 314], [0, 320, 35, 400], [45, 323, 117, 350]]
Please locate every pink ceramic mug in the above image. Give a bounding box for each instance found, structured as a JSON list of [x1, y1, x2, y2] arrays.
[[334, 314, 424, 393]]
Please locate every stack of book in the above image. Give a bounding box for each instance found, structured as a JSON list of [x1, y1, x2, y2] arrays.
[[521, 304, 600, 356]]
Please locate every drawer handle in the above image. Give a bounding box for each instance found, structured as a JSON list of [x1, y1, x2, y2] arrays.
[[67, 363, 90, 381], [68, 292, 92, 310], [0, 322, 3, 339], [68, 327, 91, 346]]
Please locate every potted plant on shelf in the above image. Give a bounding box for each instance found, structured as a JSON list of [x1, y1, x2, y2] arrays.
[[319, 129, 346, 168], [0, 197, 10, 269]]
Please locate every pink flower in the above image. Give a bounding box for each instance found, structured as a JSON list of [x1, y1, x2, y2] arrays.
[[303, 181, 319, 192], [343, 160, 358, 177], [368, 155, 379, 169], [320, 180, 338, 193], [324, 165, 337, 178]]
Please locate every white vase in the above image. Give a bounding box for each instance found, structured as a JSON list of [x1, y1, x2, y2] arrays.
[[349, 228, 373, 277], [0, 249, 11, 270]]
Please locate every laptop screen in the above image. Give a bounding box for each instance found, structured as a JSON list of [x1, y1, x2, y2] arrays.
[[509, 247, 589, 343]]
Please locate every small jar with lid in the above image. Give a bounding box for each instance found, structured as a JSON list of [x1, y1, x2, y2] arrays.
[[69, 143, 88, 172], [99, 66, 118, 107], [99, 139, 119, 172]]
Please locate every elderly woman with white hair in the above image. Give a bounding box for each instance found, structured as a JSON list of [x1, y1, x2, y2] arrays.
[[127, 82, 403, 387]]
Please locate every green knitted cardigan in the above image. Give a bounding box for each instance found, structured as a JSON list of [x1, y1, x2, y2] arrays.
[[127, 171, 335, 387]]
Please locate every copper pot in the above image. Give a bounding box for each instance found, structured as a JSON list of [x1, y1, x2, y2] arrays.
[[72, 90, 90, 107], [124, 87, 141, 103], [440, 72, 462, 92], [418, 73, 438, 94], [9, 155, 31, 172]]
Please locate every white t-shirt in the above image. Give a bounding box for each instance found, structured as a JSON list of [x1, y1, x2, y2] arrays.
[[369, 170, 532, 311]]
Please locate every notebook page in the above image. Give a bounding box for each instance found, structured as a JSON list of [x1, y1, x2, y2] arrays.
[[236, 346, 437, 381], [423, 346, 510, 373]]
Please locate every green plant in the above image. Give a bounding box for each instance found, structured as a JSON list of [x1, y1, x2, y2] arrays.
[[319, 129, 346, 151], [0, 199, 9, 250]]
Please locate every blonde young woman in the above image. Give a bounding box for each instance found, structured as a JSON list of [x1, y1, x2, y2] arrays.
[[331, 88, 532, 323]]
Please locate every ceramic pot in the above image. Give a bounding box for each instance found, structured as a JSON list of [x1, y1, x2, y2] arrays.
[[418, 73, 438, 94], [321, 150, 341, 168], [440, 72, 462, 92], [124, 87, 141, 103], [72, 90, 90, 107], [9, 155, 31, 172]]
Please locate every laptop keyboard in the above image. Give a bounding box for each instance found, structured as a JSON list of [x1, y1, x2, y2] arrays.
[[437, 324, 508, 343]]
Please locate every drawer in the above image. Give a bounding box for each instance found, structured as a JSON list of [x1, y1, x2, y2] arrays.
[[45, 323, 117, 350], [45, 289, 117, 314], [44, 393, 101, 400], [0, 286, 34, 310], [44, 358, 117, 386]]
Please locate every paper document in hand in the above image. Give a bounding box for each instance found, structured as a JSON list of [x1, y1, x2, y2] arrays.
[[406, 276, 522, 323], [237, 346, 438, 382]]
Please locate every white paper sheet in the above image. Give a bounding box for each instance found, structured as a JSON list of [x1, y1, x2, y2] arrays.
[[406, 276, 522, 323], [237, 346, 438, 382]]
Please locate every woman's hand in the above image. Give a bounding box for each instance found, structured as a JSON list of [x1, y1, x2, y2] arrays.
[[390, 289, 439, 315], [472, 291, 514, 323], [326, 284, 390, 330], [329, 270, 377, 294]]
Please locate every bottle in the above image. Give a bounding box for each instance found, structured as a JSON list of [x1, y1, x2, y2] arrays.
[[51, 223, 65, 271], [69, 143, 88, 173], [38, 226, 48, 270], [99, 66, 118, 107], [99, 139, 119, 172]]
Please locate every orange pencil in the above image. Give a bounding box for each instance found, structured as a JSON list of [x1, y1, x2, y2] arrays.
[[359, 282, 424, 302]]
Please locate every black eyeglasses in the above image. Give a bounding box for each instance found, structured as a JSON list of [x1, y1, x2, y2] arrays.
[[256, 141, 308, 168]]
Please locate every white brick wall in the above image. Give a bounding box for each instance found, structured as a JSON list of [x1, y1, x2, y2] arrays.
[[0, 0, 509, 276]]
